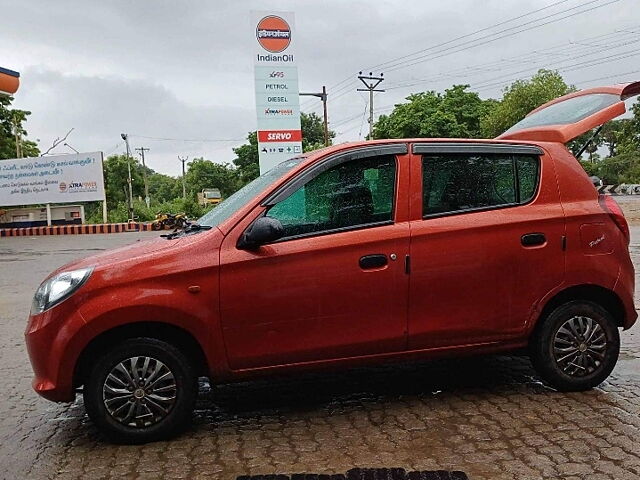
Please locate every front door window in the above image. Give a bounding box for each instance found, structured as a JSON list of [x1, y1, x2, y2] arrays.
[[266, 155, 397, 239]]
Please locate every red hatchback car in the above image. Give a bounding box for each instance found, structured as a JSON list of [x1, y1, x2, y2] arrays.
[[26, 82, 638, 443]]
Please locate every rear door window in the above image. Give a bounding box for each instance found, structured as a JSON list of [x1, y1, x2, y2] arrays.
[[422, 153, 539, 216]]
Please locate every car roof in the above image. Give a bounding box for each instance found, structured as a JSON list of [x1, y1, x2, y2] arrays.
[[303, 137, 548, 161]]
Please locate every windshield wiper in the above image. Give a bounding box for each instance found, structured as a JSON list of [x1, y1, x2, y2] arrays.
[[161, 222, 212, 239]]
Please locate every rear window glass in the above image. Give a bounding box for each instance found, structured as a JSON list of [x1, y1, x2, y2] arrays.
[[503, 93, 619, 135], [422, 153, 539, 216]]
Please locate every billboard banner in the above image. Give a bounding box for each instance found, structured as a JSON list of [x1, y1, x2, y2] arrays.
[[0, 152, 106, 207], [251, 11, 303, 173]]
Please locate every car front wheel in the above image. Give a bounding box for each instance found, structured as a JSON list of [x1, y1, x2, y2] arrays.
[[83, 337, 197, 444], [530, 300, 620, 391]]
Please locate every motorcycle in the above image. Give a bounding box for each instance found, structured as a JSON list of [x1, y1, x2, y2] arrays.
[[151, 212, 188, 231]]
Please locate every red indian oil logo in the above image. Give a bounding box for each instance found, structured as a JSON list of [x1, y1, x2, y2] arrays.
[[256, 16, 291, 53]]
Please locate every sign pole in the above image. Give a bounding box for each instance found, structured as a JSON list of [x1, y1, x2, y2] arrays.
[[45, 203, 52, 227], [99, 151, 108, 223]]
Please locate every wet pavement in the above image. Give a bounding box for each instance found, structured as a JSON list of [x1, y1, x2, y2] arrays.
[[1, 231, 639, 480]]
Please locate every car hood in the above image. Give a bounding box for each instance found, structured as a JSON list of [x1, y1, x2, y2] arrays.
[[48, 228, 222, 277]]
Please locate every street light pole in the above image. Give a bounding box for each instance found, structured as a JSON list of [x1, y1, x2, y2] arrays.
[[120, 133, 134, 221], [299, 86, 329, 147]]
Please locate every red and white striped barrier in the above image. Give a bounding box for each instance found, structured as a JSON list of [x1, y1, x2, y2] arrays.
[[0, 222, 154, 237]]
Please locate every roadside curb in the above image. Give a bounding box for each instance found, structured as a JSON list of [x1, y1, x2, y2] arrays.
[[0, 222, 153, 237]]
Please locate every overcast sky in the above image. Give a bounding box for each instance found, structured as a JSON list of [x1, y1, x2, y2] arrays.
[[3, 0, 639, 176]]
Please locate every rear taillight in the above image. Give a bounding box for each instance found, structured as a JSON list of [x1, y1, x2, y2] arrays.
[[599, 194, 630, 244]]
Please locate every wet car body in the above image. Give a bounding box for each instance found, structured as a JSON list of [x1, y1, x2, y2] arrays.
[[25, 81, 639, 442]]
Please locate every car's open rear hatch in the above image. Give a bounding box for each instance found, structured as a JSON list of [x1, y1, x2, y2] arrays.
[[498, 81, 640, 143]]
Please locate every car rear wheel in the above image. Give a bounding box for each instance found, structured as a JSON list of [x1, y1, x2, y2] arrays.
[[530, 301, 620, 391], [83, 337, 197, 444]]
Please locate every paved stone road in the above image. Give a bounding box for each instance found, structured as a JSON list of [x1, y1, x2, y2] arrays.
[[1, 231, 639, 480]]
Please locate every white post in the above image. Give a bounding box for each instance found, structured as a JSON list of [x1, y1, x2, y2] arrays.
[[45, 203, 52, 226], [102, 200, 108, 223]]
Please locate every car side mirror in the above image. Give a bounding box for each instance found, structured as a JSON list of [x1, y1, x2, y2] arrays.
[[237, 216, 284, 250]]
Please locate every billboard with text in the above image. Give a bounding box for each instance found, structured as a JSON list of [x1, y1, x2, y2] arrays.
[[0, 152, 105, 207]]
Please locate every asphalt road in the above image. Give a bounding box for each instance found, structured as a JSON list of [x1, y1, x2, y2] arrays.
[[0, 230, 639, 480]]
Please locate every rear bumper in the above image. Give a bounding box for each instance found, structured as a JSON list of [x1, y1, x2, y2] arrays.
[[613, 263, 637, 330]]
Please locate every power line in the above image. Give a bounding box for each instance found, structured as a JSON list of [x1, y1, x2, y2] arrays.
[[382, 0, 622, 73], [381, 26, 640, 89], [129, 134, 245, 143], [370, 0, 573, 72], [472, 47, 640, 92], [318, 0, 613, 103], [306, 0, 624, 118], [384, 30, 640, 92]]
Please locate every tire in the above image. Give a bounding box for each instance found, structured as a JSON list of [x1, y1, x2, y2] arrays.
[[83, 337, 197, 444], [151, 222, 162, 231], [530, 300, 620, 391]]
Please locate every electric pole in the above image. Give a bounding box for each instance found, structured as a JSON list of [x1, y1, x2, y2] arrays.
[[135, 146, 151, 207], [357, 72, 384, 140], [299, 85, 329, 146], [120, 133, 134, 221], [178, 156, 188, 199]]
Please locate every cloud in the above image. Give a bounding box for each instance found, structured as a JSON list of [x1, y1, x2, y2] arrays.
[[3, 0, 639, 175], [16, 67, 254, 176]]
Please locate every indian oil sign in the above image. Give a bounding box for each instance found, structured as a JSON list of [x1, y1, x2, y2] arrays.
[[256, 16, 291, 53], [251, 11, 302, 173]]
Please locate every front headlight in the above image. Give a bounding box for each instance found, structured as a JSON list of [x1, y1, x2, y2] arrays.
[[31, 267, 93, 315]]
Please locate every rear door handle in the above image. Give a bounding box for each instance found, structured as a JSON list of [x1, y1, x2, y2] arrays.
[[521, 233, 546, 246], [359, 254, 388, 269]]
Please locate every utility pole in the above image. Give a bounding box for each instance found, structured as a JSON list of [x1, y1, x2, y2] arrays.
[[357, 72, 385, 140], [178, 156, 188, 199], [135, 146, 151, 207], [120, 133, 134, 221], [299, 85, 329, 146]]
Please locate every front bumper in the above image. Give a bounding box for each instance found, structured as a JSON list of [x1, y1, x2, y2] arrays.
[[25, 305, 85, 402]]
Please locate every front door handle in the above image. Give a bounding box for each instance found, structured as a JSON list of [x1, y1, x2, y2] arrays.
[[359, 254, 388, 269], [521, 232, 546, 246]]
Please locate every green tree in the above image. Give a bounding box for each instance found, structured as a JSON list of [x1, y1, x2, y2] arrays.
[[147, 172, 180, 203], [372, 85, 494, 139], [102, 154, 144, 208], [599, 119, 630, 158], [594, 152, 640, 184], [300, 111, 335, 151], [617, 101, 640, 155], [232, 132, 260, 183], [480, 69, 574, 138], [184, 158, 240, 199], [0, 95, 39, 159], [231, 114, 336, 184]]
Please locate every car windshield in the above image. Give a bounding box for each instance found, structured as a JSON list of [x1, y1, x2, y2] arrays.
[[197, 157, 305, 227], [503, 93, 620, 134]]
